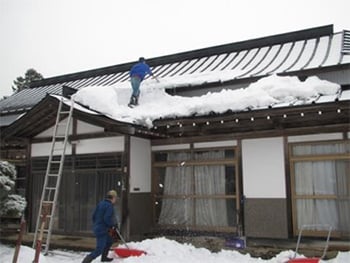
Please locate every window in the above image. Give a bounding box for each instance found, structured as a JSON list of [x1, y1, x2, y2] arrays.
[[30, 153, 124, 234], [153, 147, 239, 232], [290, 140, 350, 237]]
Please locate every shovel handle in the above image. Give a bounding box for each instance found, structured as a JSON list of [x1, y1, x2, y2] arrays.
[[115, 228, 130, 250]]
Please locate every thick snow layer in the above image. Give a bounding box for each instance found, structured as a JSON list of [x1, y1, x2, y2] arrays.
[[1, 238, 349, 263], [73, 75, 339, 128]]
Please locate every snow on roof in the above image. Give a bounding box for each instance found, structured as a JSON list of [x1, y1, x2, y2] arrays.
[[73, 74, 340, 128], [1, 26, 349, 116]]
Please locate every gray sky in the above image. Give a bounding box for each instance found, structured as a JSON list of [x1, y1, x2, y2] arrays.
[[1, 0, 349, 97]]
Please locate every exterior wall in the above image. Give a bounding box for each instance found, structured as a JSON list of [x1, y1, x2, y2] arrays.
[[193, 140, 237, 148], [242, 137, 286, 198], [151, 143, 190, 151], [244, 199, 288, 238], [128, 193, 153, 240], [35, 119, 104, 138], [287, 132, 343, 143], [32, 119, 124, 156], [242, 137, 288, 238], [35, 118, 73, 138], [130, 136, 151, 193], [31, 141, 73, 157], [31, 136, 124, 156], [76, 137, 124, 154], [129, 137, 152, 239], [76, 120, 104, 134]]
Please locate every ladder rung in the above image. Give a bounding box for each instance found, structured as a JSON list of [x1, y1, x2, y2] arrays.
[[50, 160, 61, 164], [45, 187, 56, 190], [47, 173, 59, 176], [42, 201, 54, 204], [55, 135, 66, 138], [39, 215, 53, 220], [60, 111, 70, 114]]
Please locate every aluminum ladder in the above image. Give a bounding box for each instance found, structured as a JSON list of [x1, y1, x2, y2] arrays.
[[32, 97, 74, 255]]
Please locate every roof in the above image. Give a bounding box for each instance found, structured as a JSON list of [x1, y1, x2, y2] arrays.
[[1, 25, 350, 119], [1, 95, 165, 139], [2, 89, 349, 141]]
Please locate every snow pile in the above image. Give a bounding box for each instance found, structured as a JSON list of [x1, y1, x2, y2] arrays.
[[121, 237, 291, 263], [1, 238, 350, 263], [73, 75, 340, 128]]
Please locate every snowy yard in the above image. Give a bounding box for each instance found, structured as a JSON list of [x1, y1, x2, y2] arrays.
[[1, 237, 349, 263]]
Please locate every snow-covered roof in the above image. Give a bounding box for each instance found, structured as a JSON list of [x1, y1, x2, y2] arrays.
[[72, 75, 346, 128], [2, 75, 349, 139], [1, 25, 349, 116]]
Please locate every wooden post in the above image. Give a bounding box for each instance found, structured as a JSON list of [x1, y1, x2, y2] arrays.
[[12, 217, 26, 263], [32, 205, 49, 263]]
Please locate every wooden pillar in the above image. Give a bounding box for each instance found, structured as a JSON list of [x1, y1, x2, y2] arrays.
[[121, 135, 130, 240]]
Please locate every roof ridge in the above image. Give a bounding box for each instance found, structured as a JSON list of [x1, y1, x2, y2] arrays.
[[30, 25, 334, 88]]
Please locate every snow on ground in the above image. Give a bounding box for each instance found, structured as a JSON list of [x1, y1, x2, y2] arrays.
[[1, 238, 349, 263], [73, 74, 340, 128]]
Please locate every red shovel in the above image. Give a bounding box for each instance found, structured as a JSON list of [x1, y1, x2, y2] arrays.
[[113, 228, 146, 258]]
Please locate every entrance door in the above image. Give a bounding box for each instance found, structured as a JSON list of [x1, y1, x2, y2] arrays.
[[30, 153, 125, 235], [57, 170, 123, 234]]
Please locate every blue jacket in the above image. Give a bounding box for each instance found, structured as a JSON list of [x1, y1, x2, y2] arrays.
[[92, 199, 116, 236], [130, 62, 153, 81]]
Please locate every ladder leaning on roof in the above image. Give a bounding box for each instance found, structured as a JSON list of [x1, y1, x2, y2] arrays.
[[32, 96, 74, 255]]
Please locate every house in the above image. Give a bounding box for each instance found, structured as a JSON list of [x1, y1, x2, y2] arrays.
[[0, 24, 349, 241]]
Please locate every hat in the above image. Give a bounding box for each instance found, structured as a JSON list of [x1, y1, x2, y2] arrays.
[[139, 57, 145, 62], [107, 190, 117, 198]]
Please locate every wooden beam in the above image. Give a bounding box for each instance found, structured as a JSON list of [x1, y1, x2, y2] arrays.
[[31, 132, 122, 143], [151, 123, 350, 145]]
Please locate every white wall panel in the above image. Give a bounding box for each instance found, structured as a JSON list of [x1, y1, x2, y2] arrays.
[[35, 120, 104, 138], [130, 137, 151, 193], [194, 140, 237, 148], [76, 136, 124, 154], [151, 144, 190, 151], [242, 137, 286, 198], [35, 118, 72, 138], [32, 142, 72, 157], [288, 133, 343, 143], [77, 120, 104, 134]]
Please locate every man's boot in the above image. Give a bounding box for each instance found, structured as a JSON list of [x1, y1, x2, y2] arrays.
[[82, 254, 93, 263], [128, 96, 137, 107], [101, 248, 113, 262]]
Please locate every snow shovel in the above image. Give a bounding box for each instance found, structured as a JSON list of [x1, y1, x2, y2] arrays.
[[113, 228, 146, 258], [287, 224, 332, 263]]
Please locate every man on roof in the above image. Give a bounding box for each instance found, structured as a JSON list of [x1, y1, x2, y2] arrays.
[[128, 57, 158, 107]]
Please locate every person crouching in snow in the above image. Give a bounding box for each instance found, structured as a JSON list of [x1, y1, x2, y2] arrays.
[[82, 190, 119, 262], [128, 57, 157, 107]]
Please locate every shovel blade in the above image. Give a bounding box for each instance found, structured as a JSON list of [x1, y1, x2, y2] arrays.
[[114, 247, 146, 258]]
